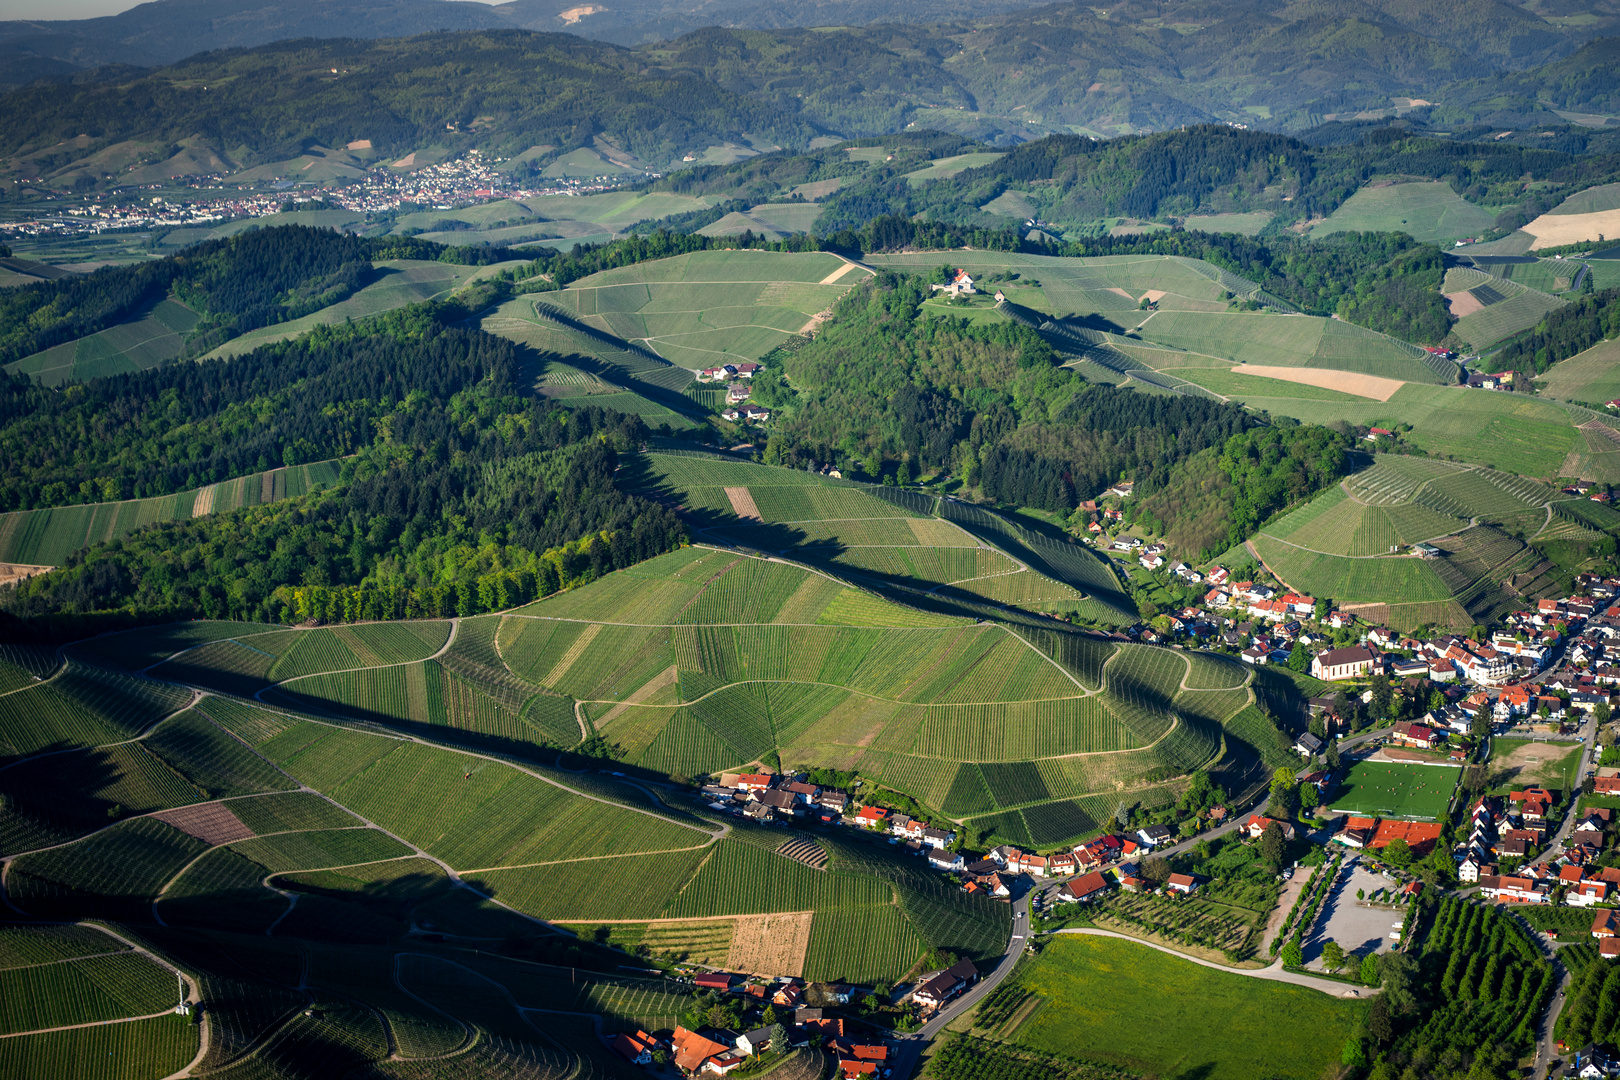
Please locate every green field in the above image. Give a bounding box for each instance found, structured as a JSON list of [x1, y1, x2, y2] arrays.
[[7, 297, 199, 384], [1008, 934, 1365, 1080], [903, 152, 1007, 184], [1452, 281, 1567, 350], [1312, 181, 1500, 243], [0, 458, 343, 566], [1132, 310, 1440, 381], [528, 249, 861, 369], [1538, 337, 1620, 404], [1252, 456, 1566, 628], [1183, 212, 1275, 235], [1167, 366, 1375, 401], [1330, 759, 1457, 819], [1226, 384, 1578, 477]]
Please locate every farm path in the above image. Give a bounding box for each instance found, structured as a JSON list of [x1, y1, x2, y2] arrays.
[[389, 953, 473, 1056], [253, 622, 458, 694], [583, 676, 1092, 712], [1053, 928, 1370, 996], [0, 920, 214, 1079], [0, 684, 200, 777]]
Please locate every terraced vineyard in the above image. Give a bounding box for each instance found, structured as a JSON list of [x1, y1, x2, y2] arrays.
[[1255, 457, 1569, 628]]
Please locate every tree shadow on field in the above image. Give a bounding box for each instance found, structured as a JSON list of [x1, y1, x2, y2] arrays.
[[1168, 1065, 1217, 1080]]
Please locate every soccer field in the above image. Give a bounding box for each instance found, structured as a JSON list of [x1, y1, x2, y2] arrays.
[[1330, 759, 1457, 819]]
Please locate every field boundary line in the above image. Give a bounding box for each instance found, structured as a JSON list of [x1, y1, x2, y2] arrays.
[[0, 1006, 186, 1040], [0, 684, 201, 775], [459, 843, 715, 874], [221, 693, 725, 842], [0, 947, 134, 972], [387, 954, 475, 1060]]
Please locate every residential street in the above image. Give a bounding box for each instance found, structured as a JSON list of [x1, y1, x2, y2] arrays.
[[887, 886, 1033, 1080]]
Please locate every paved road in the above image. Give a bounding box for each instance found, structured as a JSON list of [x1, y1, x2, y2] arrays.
[[887, 887, 1034, 1080], [1529, 710, 1598, 868]]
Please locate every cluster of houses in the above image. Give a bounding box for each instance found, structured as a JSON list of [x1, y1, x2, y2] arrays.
[[696, 361, 772, 424], [1446, 791, 1620, 914], [1332, 815, 1445, 857], [701, 772, 849, 824], [636, 963, 980, 1077]]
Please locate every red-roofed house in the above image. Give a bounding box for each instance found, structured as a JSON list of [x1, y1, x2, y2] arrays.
[[673, 1028, 733, 1073], [736, 774, 774, 792], [1166, 873, 1198, 895], [1062, 871, 1110, 903], [1391, 722, 1440, 749], [1239, 814, 1296, 841], [615, 1031, 667, 1065], [855, 806, 890, 826], [1594, 908, 1620, 939]]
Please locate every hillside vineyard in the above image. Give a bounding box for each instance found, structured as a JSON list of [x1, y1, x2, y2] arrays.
[[16, 6, 1620, 1079]]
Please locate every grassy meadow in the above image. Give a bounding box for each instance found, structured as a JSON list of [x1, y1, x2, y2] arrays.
[[1312, 181, 1500, 243], [1010, 934, 1365, 1080]]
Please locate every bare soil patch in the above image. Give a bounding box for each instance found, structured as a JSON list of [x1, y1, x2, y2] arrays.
[[1232, 365, 1404, 401], [1106, 287, 1134, 300], [818, 262, 861, 285], [1140, 290, 1168, 303], [725, 486, 763, 522], [728, 911, 814, 977], [0, 562, 51, 587], [1525, 208, 1620, 248], [1493, 740, 1574, 787], [152, 802, 255, 845], [191, 484, 217, 517], [1444, 290, 1486, 318], [1340, 601, 1391, 625]]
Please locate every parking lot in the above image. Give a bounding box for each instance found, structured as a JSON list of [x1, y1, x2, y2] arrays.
[[1301, 859, 1402, 971]]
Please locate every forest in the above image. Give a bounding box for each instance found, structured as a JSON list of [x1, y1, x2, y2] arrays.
[[1122, 424, 1355, 561], [0, 323, 685, 626], [751, 273, 1347, 551], [0, 302, 511, 511]]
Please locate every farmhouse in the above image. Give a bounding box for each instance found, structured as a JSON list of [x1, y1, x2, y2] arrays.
[[693, 972, 737, 991], [913, 959, 978, 1008], [1312, 646, 1376, 681], [615, 1031, 667, 1065]]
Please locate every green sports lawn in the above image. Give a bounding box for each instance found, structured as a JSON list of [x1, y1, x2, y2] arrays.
[[1330, 759, 1457, 819], [1010, 934, 1365, 1080]]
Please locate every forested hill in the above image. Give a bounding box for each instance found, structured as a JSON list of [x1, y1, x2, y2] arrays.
[[0, 225, 509, 370], [0, 31, 818, 182], [754, 271, 1352, 559], [0, 306, 687, 629]]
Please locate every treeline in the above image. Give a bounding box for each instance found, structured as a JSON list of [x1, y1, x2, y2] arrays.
[[1496, 287, 1620, 376], [0, 304, 504, 511], [0, 225, 515, 368], [2, 383, 686, 623], [509, 216, 1018, 291]]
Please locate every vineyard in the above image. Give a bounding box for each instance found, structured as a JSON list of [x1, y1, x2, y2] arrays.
[[0, 661, 191, 759], [802, 905, 929, 984], [0, 1015, 197, 1080], [7, 816, 211, 921], [0, 946, 176, 1034]]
